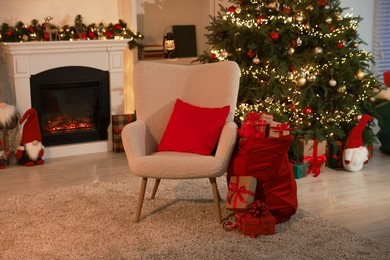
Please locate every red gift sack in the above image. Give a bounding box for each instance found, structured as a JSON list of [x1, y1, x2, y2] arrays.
[[227, 135, 298, 223]]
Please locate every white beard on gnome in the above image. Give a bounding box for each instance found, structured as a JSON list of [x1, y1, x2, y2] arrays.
[[25, 140, 43, 161]]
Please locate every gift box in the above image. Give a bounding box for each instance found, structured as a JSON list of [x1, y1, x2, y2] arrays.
[[226, 176, 256, 210], [327, 141, 344, 169], [235, 211, 276, 238], [299, 139, 327, 177], [269, 121, 293, 138], [112, 114, 136, 152], [292, 162, 308, 179]]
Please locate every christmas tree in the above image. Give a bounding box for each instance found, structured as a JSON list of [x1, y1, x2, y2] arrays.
[[199, 0, 380, 150]]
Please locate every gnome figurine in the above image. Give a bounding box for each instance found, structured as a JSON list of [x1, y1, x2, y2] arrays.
[[342, 114, 374, 172], [16, 108, 45, 166]]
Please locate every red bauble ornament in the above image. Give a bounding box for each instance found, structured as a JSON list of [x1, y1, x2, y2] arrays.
[[290, 104, 297, 111], [210, 53, 217, 59], [228, 6, 236, 14], [303, 107, 312, 115], [5, 30, 13, 37], [247, 50, 255, 57], [114, 23, 122, 30], [256, 16, 266, 24], [28, 26, 35, 34], [329, 26, 336, 31], [43, 32, 50, 41], [317, 0, 328, 7], [42, 23, 47, 30], [337, 42, 344, 48], [283, 8, 291, 14], [88, 31, 95, 39], [269, 31, 279, 41]]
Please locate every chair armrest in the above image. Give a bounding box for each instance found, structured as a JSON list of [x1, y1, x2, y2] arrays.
[[121, 120, 147, 158], [215, 121, 238, 161]]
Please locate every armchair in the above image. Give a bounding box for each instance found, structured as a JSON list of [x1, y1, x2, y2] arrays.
[[122, 61, 240, 223]]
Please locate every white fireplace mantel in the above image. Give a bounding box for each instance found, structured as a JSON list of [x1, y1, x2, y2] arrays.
[[1, 39, 129, 158]]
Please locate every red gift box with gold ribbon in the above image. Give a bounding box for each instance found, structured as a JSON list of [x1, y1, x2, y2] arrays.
[[226, 176, 256, 210]]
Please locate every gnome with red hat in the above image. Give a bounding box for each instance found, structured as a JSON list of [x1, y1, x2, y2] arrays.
[[16, 108, 45, 166], [342, 114, 374, 172]]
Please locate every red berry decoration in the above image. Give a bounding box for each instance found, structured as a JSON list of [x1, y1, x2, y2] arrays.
[[283, 8, 291, 14], [337, 42, 344, 48], [88, 31, 95, 39], [104, 31, 113, 39], [28, 26, 35, 34], [210, 53, 217, 59], [329, 26, 336, 31], [114, 23, 122, 30], [247, 50, 255, 57], [228, 6, 236, 14], [43, 32, 50, 41], [269, 31, 279, 41], [5, 30, 13, 37], [303, 107, 312, 115]]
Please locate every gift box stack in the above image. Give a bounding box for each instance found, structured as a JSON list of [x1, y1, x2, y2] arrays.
[[238, 112, 294, 142], [326, 140, 344, 169], [224, 176, 276, 238], [112, 114, 136, 152]]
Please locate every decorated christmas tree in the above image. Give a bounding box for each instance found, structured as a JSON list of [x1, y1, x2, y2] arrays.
[[199, 0, 381, 149]]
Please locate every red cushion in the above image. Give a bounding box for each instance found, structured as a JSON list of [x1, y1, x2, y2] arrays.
[[158, 99, 230, 155]]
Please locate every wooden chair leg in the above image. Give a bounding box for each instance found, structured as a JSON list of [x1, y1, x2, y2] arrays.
[[134, 177, 148, 223], [151, 178, 161, 199], [209, 177, 223, 223]]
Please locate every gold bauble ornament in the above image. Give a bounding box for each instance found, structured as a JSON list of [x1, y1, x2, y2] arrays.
[[268, 1, 279, 10], [329, 79, 337, 87], [325, 17, 332, 24], [307, 5, 314, 11], [337, 86, 347, 94], [356, 70, 366, 80], [308, 75, 317, 81], [221, 51, 228, 58], [235, 6, 242, 14], [297, 77, 307, 86], [22, 34, 29, 41], [295, 15, 304, 22], [288, 48, 295, 55], [253, 56, 260, 64], [314, 47, 323, 54]]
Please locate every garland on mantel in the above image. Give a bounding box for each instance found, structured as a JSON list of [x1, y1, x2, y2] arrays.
[[0, 15, 143, 49]]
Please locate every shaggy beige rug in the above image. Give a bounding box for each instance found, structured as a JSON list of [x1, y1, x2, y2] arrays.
[[0, 177, 389, 259]]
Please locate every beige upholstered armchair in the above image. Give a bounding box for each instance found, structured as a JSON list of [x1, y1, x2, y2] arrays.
[[122, 61, 240, 223]]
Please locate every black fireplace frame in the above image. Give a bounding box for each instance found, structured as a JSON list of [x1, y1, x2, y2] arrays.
[[30, 66, 110, 146]]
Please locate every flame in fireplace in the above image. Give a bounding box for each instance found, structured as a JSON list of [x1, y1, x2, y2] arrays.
[[45, 114, 95, 134]]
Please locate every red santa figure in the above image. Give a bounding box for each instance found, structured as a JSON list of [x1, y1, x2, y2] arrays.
[[342, 114, 374, 172], [16, 108, 45, 166]]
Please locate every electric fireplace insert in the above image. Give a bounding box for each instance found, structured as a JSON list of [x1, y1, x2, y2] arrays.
[[30, 66, 110, 146]]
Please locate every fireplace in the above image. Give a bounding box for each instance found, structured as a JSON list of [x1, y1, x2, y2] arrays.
[[1, 40, 129, 158], [30, 66, 110, 146]]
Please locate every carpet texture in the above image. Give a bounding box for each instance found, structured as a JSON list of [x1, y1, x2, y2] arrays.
[[1, 176, 389, 259]]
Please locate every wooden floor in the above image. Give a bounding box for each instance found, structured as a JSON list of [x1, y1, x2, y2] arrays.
[[0, 145, 389, 246]]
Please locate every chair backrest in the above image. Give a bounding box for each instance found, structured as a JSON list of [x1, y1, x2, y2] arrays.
[[133, 61, 240, 153]]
